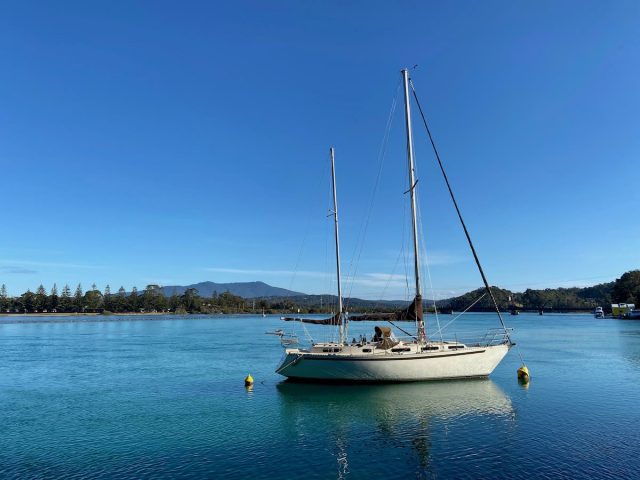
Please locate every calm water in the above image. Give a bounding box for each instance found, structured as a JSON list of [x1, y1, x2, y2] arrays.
[[0, 313, 638, 479]]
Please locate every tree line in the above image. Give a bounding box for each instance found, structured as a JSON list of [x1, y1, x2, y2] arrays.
[[1, 270, 638, 315], [0, 284, 273, 314], [441, 270, 640, 312]]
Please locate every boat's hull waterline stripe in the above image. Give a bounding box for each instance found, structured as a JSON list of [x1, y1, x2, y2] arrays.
[[301, 349, 486, 361]]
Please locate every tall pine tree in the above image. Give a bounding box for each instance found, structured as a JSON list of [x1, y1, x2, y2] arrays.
[[103, 285, 112, 311], [129, 286, 139, 311], [60, 284, 72, 312], [0, 284, 8, 312], [35, 284, 47, 312], [49, 284, 59, 312], [74, 283, 84, 312]]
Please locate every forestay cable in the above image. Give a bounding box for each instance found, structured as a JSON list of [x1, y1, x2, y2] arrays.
[[409, 80, 526, 366]]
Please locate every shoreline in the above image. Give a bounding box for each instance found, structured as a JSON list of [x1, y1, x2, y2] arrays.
[[0, 311, 169, 317]]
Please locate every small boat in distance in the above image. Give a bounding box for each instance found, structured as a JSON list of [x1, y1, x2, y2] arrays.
[[594, 306, 604, 319], [275, 69, 513, 382], [625, 309, 640, 320]]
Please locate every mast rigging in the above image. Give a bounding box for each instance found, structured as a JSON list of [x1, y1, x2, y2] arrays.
[[330, 147, 345, 344], [402, 68, 426, 343]]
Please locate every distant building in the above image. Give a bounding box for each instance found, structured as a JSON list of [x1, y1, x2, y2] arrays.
[[612, 303, 636, 317]]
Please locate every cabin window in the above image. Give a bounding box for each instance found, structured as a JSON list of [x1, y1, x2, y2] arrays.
[[362, 348, 372, 353], [391, 347, 411, 352], [322, 348, 331, 352], [333, 348, 341, 353], [448, 345, 464, 350], [422, 346, 440, 351]]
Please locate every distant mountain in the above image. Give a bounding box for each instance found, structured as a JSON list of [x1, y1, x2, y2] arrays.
[[156, 282, 413, 308], [254, 294, 414, 310], [154, 274, 629, 313], [159, 281, 304, 298]]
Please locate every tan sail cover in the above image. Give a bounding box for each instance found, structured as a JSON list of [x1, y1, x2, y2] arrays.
[[374, 326, 398, 350]]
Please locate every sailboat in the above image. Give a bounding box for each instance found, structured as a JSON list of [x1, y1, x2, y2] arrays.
[[275, 69, 513, 382]]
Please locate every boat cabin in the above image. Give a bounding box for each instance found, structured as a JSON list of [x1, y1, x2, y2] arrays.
[[301, 325, 468, 357]]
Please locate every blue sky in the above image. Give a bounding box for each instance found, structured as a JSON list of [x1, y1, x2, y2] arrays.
[[1, 1, 638, 299]]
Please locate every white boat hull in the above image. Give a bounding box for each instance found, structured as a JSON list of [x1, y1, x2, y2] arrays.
[[277, 343, 510, 382]]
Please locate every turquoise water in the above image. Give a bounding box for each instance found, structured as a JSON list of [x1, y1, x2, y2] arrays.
[[0, 313, 638, 479]]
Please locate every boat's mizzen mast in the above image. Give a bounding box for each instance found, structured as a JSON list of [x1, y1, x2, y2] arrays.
[[330, 147, 346, 344], [402, 68, 426, 343]]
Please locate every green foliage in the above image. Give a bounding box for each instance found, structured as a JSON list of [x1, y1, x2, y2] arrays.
[[143, 285, 166, 312], [612, 270, 640, 305], [0, 284, 8, 312], [442, 287, 514, 311], [20, 290, 35, 313], [0, 282, 250, 314], [522, 284, 611, 310], [74, 284, 84, 312], [34, 284, 47, 312], [103, 285, 112, 311], [1, 270, 637, 315], [59, 284, 72, 311], [182, 288, 201, 312], [49, 284, 59, 312], [84, 287, 104, 311], [440, 272, 638, 312], [129, 286, 139, 311]]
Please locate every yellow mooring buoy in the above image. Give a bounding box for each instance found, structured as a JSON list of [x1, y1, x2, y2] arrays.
[[244, 374, 254, 387], [517, 365, 530, 384]]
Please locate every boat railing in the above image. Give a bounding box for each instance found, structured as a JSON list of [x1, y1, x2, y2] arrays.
[[439, 328, 512, 347], [390, 328, 511, 347]]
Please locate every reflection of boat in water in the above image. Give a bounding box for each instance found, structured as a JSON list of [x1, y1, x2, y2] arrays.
[[277, 379, 514, 477], [277, 379, 513, 421]]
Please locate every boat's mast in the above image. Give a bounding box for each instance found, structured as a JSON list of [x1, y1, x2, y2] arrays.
[[330, 147, 345, 344], [402, 68, 425, 342]]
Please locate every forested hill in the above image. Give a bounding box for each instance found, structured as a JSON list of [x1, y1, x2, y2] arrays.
[[159, 281, 304, 298], [439, 277, 632, 312]]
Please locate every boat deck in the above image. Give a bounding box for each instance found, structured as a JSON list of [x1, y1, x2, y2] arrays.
[[286, 340, 486, 359]]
